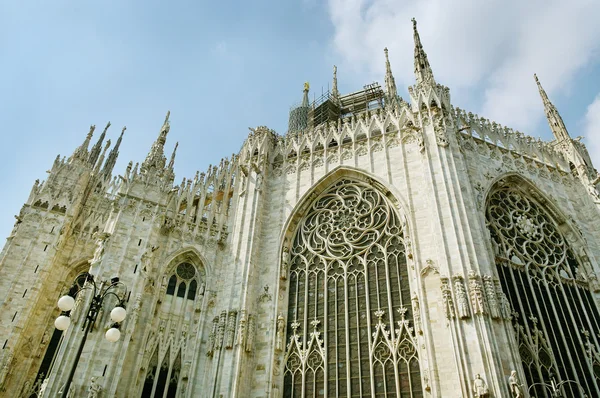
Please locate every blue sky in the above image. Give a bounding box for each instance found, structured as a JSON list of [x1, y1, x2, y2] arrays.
[[1, 0, 599, 244]]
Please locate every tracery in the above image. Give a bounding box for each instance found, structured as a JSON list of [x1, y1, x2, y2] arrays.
[[140, 261, 203, 398], [486, 183, 600, 397], [283, 179, 422, 397]]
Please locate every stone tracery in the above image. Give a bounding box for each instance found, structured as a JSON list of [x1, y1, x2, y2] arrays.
[[283, 178, 422, 397], [486, 181, 600, 397]]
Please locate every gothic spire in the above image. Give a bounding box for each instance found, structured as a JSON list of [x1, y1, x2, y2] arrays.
[[94, 139, 111, 173], [384, 48, 398, 99], [534, 74, 570, 142], [412, 18, 435, 86], [71, 125, 95, 162], [89, 122, 110, 166], [141, 111, 170, 172], [331, 65, 340, 102], [167, 141, 178, 170], [101, 126, 125, 178]]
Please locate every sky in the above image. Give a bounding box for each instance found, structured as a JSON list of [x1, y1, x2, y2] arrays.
[[0, 0, 599, 245]]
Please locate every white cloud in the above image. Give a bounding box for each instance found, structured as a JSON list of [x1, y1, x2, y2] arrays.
[[583, 94, 600, 168], [326, 0, 600, 133]]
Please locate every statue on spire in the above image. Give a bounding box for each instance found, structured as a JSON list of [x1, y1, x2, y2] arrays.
[[412, 18, 436, 86], [331, 65, 340, 104]]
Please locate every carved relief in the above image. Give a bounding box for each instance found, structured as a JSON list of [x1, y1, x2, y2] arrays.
[[452, 275, 470, 319], [483, 275, 500, 319], [440, 277, 456, 320], [225, 310, 237, 349], [468, 271, 487, 315]]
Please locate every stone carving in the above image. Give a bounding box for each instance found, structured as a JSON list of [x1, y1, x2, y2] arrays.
[[452, 275, 470, 319], [89, 232, 111, 266], [37, 330, 50, 358], [472, 374, 489, 397], [275, 314, 285, 351], [440, 278, 455, 320], [225, 310, 237, 349], [246, 314, 255, 352], [508, 370, 523, 397], [237, 310, 247, 347], [259, 285, 272, 303], [483, 275, 500, 319], [207, 316, 219, 358], [215, 311, 227, 349], [495, 280, 512, 320], [88, 376, 102, 398], [0, 352, 13, 388], [468, 271, 487, 315], [411, 294, 422, 334], [280, 247, 289, 280]]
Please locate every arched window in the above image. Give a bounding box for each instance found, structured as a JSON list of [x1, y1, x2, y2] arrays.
[[283, 179, 422, 397], [166, 275, 176, 296], [486, 183, 600, 397], [176, 282, 186, 298], [188, 280, 197, 300]]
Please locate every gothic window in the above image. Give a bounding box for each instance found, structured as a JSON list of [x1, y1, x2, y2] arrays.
[[165, 263, 198, 300], [141, 348, 181, 398], [283, 179, 422, 397], [486, 183, 600, 397]]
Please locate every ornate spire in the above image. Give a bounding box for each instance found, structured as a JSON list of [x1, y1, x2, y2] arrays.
[[167, 141, 178, 170], [412, 18, 435, 86], [101, 126, 126, 178], [71, 125, 95, 162], [94, 139, 111, 173], [301, 82, 310, 107], [89, 122, 110, 166], [534, 74, 570, 142], [331, 65, 340, 102], [141, 111, 170, 172], [384, 47, 398, 99]]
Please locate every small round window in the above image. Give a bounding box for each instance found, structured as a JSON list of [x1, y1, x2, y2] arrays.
[[176, 263, 196, 280]]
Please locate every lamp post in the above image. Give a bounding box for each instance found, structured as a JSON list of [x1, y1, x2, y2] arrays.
[[54, 274, 127, 397], [527, 377, 588, 397]]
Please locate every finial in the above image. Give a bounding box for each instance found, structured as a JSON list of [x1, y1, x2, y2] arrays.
[[384, 47, 398, 100], [411, 18, 435, 85], [164, 111, 170, 125], [304, 82, 310, 92], [89, 125, 96, 137], [121, 126, 126, 136], [103, 121, 111, 134], [168, 142, 179, 169]]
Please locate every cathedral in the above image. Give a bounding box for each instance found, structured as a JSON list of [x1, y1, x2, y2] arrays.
[[2, 18, 600, 398]]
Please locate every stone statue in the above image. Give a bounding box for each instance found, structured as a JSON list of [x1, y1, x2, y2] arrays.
[[508, 370, 523, 397], [280, 247, 289, 280], [88, 376, 102, 398], [453, 276, 470, 319], [469, 272, 487, 315], [37, 330, 50, 357], [276, 314, 285, 351], [472, 374, 489, 397], [90, 232, 111, 265], [411, 294, 422, 334]]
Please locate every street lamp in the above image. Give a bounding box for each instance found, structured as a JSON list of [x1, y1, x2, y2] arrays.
[[527, 377, 588, 397], [54, 273, 127, 397]]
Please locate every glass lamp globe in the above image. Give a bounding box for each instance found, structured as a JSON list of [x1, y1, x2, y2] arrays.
[[105, 327, 121, 343], [57, 295, 75, 312], [55, 315, 71, 331], [110, 307, 127, 323]]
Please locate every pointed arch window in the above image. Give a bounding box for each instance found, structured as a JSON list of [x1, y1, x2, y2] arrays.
[[141, 348, 181, 398], [165, 263, 198, 300], [486, 182, 600, 397], [283, 179, 422, 397]]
